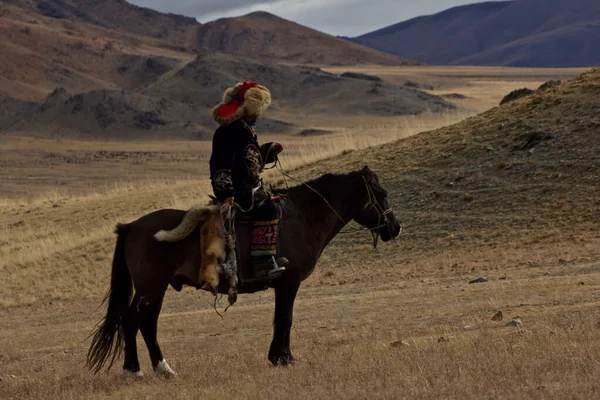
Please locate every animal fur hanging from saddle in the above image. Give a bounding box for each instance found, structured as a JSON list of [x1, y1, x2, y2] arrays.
[[154, 206, 238, 306]]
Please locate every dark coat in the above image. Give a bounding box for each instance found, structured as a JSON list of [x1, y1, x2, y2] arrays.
[[209, 119, 277, 210]]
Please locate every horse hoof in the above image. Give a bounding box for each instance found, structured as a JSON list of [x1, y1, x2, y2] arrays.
[[280, 356, 296, 366], [155, 359, 178, 378], [124, 369, 144, 378], [270, 355, 296, 367]]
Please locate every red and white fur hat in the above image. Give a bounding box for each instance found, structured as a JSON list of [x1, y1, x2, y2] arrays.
[[212, 80, 272, 126]]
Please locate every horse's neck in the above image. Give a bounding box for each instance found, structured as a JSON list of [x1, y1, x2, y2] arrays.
[[290, 175, 365, 249]]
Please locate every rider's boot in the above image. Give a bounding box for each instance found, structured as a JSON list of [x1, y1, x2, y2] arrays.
[[250, 218, 287, 279], [253, 255, 288, 279]]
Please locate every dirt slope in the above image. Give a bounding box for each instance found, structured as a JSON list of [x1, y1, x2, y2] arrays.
[[354, 0, 600, 67]]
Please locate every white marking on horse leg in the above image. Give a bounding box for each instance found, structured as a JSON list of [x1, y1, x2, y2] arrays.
[[155, 359, 177, 377]]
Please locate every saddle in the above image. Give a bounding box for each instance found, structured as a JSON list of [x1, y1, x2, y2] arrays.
[[231, 214, 283, 291], [168, 199, 285, 306]]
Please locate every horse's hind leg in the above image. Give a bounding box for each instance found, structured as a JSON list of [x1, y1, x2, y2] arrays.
[[138, 293, 177, 377], [123, 294, 142, 375]]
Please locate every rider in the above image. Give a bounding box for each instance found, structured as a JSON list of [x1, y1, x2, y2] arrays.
[[209, 80, 288, 278]]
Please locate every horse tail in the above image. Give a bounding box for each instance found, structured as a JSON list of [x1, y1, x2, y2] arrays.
[[154, 206, 218, 242], [86, 223, 133, 373]]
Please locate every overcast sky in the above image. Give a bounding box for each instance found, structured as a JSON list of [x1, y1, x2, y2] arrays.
[[128, 0, 483, 36]]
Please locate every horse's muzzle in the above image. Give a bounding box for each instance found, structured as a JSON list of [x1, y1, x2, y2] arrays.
[[379, 216, 401, 242]]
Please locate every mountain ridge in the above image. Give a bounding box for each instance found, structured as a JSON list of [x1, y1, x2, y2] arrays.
[[2, 1, 416, 67], [195, 11, 417, 66], [353, 0, 600, 67]]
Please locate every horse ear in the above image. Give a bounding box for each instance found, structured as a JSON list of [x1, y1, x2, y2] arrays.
[[362, 165, 371, 174]]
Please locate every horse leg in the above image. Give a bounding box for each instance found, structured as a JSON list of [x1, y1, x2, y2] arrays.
[[122, 294, 141, 375], [138, 293, 177, 377], [268, 280, 300, 366]]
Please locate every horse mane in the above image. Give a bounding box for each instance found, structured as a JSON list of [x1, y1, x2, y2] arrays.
[[273, 172, 357, 196]]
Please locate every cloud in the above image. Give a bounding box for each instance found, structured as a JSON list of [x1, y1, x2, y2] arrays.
[[195, 0, 372, 34], [130, 0, 282, 17], [128, 0, 479, 37]]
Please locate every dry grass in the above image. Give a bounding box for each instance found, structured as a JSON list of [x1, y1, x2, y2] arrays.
[[1, 253, 599, 399], [1, 66, 598, 399], [266, 109, 472, 171], [323, 65, 589, 111]]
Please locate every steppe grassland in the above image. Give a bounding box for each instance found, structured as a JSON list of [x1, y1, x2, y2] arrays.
[[1, 66, 598, 399], [2, 66, 585, 199]]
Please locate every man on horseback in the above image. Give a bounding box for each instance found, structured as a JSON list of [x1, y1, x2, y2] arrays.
[[210, 80, 288, 279]]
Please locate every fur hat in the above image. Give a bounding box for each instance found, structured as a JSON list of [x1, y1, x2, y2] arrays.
[[212, 80, 272, 126]]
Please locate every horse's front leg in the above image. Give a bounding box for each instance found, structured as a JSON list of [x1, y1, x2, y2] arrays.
[[269, 279, 300, 366]]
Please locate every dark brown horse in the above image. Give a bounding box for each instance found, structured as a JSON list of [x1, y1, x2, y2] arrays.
[[87, 166, 401, 376]]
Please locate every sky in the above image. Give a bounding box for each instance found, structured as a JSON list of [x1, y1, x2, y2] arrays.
[[127, 0, 484, 37]]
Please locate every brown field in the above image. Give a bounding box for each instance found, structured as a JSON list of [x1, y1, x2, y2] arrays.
[[2, 66, 599, 399]]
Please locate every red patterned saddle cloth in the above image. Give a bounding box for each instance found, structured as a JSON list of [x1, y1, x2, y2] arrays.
[[233, 213, 281, 293]]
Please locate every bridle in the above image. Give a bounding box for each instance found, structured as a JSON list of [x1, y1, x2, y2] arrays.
[[274, 162, 398, 248], [360, 176, 396, 248], [362, 176, 393, 215]]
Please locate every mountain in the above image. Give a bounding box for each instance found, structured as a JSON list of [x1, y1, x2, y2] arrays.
[[143, 53, 449, 117], [1, 53, 453, 139], [3, 0, 199, 46], [2, 1, 416, 69], [353, 0, 600, 67], [0, 0, 433, 139], [196, 11, 417, 66], [0, 0, 196, 101]]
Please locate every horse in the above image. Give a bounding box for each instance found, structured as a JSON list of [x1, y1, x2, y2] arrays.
[[86, 166, 401, 376]]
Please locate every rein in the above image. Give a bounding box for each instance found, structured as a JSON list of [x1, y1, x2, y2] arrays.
[[273, 161, 393, 243]]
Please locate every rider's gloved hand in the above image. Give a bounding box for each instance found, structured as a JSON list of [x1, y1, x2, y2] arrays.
[[272, 143, 283, 154], [261, 142, 284, 165]]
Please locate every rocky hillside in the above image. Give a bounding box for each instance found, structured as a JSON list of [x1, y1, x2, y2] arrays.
[[0, 0, 192, 102], [144, 53, 450, 117], [196, 11, 416, 66], [3, 0, 199, 46], [1, 54, 453, 139], [292, 68, 600, 255], [354, 0, 600, 67], [2, 1, 414, 71]]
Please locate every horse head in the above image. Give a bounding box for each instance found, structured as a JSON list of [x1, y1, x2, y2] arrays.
[[352, 166, 402, 244]]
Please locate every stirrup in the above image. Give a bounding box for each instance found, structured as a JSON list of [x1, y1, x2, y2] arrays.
[[253, 255, 288, 280], [268, 256, 288, 277]]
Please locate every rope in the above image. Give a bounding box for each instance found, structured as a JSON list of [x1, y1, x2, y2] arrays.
[[274, 161, 348, 225], [273, 161, 391, 235]]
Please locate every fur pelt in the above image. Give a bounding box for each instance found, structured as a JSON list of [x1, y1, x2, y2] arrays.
[[154, 206, 228, 295], [212, 83, 271, 126], [198, 209, 226, 294], [154, 206, 218, 242]]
